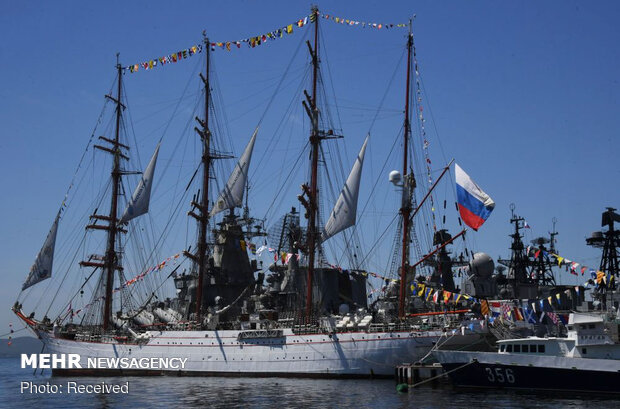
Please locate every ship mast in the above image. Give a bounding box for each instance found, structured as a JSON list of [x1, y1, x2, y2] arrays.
[[79, 59, 129, 330], [398, 22, 414, 319], [81, 61, 126, 331], [102, 62, 124, 331], [586, 207, 620, 309], [305, 6, 320, 319], [194, 35, 212, 322]]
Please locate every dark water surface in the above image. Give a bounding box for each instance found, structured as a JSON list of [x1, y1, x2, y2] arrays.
[[0, 357, 615, 408]]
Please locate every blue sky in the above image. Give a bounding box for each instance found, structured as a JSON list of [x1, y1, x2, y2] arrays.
[[1, 1, 619, 335]]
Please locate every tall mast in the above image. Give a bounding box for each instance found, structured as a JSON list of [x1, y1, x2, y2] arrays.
[[305, 6, 320, 319], [398, 22, 414, 319], [195, 36, 212, 322], [103, 62, 123, 330]]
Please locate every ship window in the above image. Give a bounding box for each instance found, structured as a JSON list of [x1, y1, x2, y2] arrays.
[[500, 345, 505, 352], [588, 324, 595, 329], [514, 345, 521, 353], [506, 345, 513, 352], [538, 345, 545, 353], [529, 345, 537, 353], [567, 325, 573, 330], [582, 348, 587, 354], [580, 324, 587, 329]]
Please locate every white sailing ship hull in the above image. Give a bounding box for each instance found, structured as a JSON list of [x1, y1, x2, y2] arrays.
[[39, 329, 483, 378]]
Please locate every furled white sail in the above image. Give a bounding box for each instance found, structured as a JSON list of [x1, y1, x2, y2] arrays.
[[321, 134, 369, 242], [22, 212, 60, 290], [119, 143, 160, 223], [211, 128, 258, 216]]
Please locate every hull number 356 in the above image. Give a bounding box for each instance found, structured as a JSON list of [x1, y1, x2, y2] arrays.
[[485, 367, 515, 383]]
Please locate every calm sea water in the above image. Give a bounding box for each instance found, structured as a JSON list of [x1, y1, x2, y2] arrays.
[[0, 357, 616, 408]]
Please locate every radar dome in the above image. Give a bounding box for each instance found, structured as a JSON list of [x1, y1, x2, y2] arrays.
[[468, 252, 494, 278], [389, 170, 402, 185]]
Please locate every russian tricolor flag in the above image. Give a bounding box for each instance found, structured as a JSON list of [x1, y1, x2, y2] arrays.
[[455, 164, 495, 231]]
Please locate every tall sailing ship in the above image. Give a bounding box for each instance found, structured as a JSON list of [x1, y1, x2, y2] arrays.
[[13, 8, 486, 377]]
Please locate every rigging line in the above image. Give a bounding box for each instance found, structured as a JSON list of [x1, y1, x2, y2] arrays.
[[251, 35, 312, 179], [342, 125, 401, 253], [319, 25, 343, 135], [124, 219, 151, 292], [167, 100, 200, 218], [136, 165, 197, 275], [29, 174, 111, 310], [134, 89, 200, 108], [26, 80, 114, 265], [122, 88, 145, 172], [152, 57, 202, 197], [122, 262, 185, 317], [0, 327, 27, 338], [356, 213, 400, 268], [225, 66, 307, 108], [146, 214, 164, 288], [416, 63, 448, 168], [325, 103, 400, 112], [419, 76, 458, 211], [368, 47, 406, 134], [210, 59, 234, 156], [40, 175, 112, 314], [250, 65, 310, 183], [262, 142, 309, 223], [228, 64, 308, 89], [134, 91, 200, 123], [227, 70, 307, 126], [340, 112, 402, 125], [328, 50, 405, 267], [252, 67, 310, 193], [62, 267, 99, 315], [137, 98, 197, 140], [158, 86, 200, 223], [256, 26, 311, 129], [317, 71, 348, 199], [41, 230, 90, 319], [159, 53, 202, 144], [48, 165, 95, 267]]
